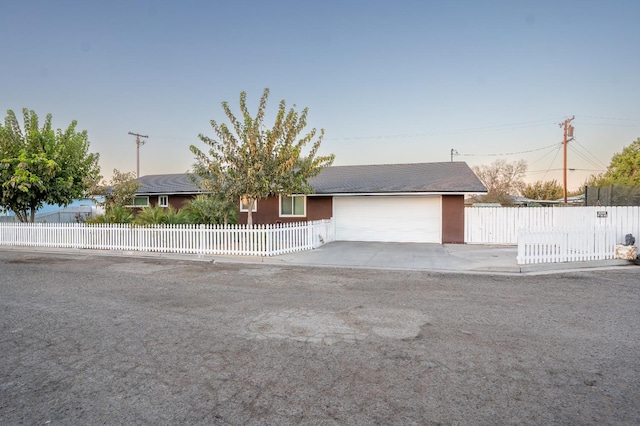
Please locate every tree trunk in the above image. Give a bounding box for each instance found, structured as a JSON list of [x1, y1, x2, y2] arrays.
[[14, 209, 28, 223], [246, 198, 255, 227]]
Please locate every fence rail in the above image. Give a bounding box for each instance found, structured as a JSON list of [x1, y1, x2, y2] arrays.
[[517, 227, 616, 264], [0, 220, 335, 257]]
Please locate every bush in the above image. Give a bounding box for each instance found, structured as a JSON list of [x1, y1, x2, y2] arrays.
[[86, 205, 135, 224], [181, 195, 237, 225]]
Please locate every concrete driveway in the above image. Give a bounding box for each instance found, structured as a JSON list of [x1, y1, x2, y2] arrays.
[[256, 241, 629, 274], [0, 241, 632, 275]]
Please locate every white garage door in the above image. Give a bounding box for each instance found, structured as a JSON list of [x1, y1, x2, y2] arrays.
[[333, 196, 441, 243]]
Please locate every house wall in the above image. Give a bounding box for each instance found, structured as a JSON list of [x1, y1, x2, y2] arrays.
[[441, 195, 465, 244], [239, 196, 333, 224], [142, 194, 197, 210]]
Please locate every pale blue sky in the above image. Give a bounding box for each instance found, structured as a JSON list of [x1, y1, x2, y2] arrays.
[[2, 0, 639, 191]]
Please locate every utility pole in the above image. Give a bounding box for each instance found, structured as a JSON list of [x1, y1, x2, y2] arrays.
[[559, 117, 575, 204], [450, 148, 458, 162], [128, 131, 149, 177]]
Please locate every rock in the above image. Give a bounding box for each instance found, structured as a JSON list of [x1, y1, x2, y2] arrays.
[[615, 244, 638, 260]]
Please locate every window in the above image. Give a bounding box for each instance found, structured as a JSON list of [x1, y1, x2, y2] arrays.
[[158, 195, 169, 208], [280, 195, 306, 217], [131, 196, 149, 207], [240, 198, 257, 212]]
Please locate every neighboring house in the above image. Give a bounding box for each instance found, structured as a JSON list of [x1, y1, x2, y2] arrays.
[[134, 173, 203, 210], [135, 162, 487, 244], [512, 194, 586, 207]]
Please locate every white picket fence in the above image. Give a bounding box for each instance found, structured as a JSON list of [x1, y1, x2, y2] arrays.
[[465, 206, 640, 264], [517, 226, 617, 264], [0, 220, 335, 257]]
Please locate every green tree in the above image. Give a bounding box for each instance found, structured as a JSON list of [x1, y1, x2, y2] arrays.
[[190, 88, 335, 226], [471, 159, 527, 206], [596, 137, 640, 185], [94, 169, 139, 211], [87, 169, 139, 223], [584, 172, 609, 187], [0, 108, 101, 222], [521, 179, 564, 200], [581, 138, 640, 206]]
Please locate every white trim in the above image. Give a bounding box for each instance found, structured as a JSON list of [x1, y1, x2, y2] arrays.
[[279, 194, 306, 217], [240, 198, 257, 212], [127, 196, 149, 208], [308, 192, 486, 197], [136, 192, 203, 196], [158, 195, 169, 208]]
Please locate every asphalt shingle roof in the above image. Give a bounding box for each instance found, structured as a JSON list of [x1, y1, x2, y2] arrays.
[[135, 162, 487, 195], [309, 162, 487, 194], [136, 173, 202, 195]]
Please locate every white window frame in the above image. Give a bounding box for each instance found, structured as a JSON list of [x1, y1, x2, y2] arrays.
[[158, 195, 169, 208], [128, 196, 149, 208], [279, 194, 306, 217], [240, 198, 257, 212]]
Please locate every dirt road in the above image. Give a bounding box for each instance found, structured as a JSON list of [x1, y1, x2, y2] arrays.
[[1, 251, 639, 424]]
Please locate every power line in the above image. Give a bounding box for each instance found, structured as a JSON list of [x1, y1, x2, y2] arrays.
[[578, 122, 640, 128], [572, 138, 607, 168], [526, 168, 603, 175], [581, 115, 640, 122], [568, 147, 607, 172], [529, 144, 561, 167], [540, 145, 562, 182], [456, 142, 560, 157], [326, 118, 565, 141]]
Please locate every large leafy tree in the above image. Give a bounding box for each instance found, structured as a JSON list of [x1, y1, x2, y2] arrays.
[[190, 88, 335, 226], [0, 109, 101, 222], [582, 138, 640, 205], [471, 159, 527, 206], [597, 137, 640, 185], [521, 179, 564, 201]]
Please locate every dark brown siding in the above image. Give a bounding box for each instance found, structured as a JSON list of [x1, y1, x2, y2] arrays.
[[239, 195, 333, 224], [441, 195, 465, 244], [144, 195, 198, 210], [168, 195, 197, 210]]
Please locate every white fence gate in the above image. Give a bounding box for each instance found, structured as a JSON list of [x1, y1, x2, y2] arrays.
[[517, 226, 617, 264], [0, 220, 335, 257]]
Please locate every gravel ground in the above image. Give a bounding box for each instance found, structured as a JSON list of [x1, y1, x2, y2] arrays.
[[0, 250, 639, 425]]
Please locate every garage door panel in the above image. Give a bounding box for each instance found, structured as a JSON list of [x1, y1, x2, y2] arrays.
[[334, 196, 441, 243]]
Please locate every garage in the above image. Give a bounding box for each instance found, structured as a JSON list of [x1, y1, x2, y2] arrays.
[[333, 195, 442, 243]]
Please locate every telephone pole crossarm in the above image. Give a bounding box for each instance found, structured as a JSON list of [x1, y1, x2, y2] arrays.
[[128, 131, 149, 177], [560, 116, 575, 204]]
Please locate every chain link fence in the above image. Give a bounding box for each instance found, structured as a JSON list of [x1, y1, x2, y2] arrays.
[[585, 185, 640, 206]]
